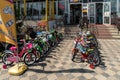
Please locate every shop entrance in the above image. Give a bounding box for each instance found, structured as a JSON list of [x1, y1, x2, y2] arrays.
[[88, 2, 111, 24], [96, 3, 103, 24], [70, 4, 82, 24]]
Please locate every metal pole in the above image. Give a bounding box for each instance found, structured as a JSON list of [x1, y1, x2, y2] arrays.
[[23, 0, 26, 16], [52, 0, 55, 19], [46, 0, 49, 31]]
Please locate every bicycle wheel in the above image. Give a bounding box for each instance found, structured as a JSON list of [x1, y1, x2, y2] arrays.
[[71, 48, 79, 62], [88, 53, 100, 66], [2, 53, 14, 65], [58, 33, 63, 41], [23, 52, 36, 66], [35, 51, 41, 62]]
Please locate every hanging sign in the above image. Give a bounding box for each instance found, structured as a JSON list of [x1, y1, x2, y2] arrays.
[[82, 3, 88, 12], [70, 0, 79, 3], [104, 3, 110, 17]]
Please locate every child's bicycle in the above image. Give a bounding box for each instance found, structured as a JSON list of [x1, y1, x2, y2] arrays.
[[2, 39, 36, 66], [71, 34, 100, 69]]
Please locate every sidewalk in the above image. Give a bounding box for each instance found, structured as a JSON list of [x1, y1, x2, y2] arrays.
[[0, 38, 120, 80]]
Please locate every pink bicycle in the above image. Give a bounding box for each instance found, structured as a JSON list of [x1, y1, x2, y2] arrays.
[[2, 39, 36, 66]]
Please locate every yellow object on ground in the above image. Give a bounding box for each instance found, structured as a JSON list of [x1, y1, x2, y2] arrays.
[[8, 63, 28, 76]]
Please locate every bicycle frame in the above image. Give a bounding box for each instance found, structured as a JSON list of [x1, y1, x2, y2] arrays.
[[6, 40, 33, 63]]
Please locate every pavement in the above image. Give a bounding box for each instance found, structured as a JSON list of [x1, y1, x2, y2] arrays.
[[0, 37, 120, 80]]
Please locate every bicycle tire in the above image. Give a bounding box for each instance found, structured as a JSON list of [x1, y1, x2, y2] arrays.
[[23, 52, 36, 66], [2, 53, 14, 65]]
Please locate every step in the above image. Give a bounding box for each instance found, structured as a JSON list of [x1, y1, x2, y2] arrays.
[[109, 30, 118, 33], [97, 36, 113, 39], [110, 32, 120, 36], [97, 28, 113, 30], [112, 35, 120, 39]]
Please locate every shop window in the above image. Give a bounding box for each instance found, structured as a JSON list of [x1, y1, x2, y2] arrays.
[[14, 2, 20, 20], [83, 0, 88, 3], [58, 1, 65, 15], [69, 0, 79, 3], [119, 0, 120, 14], [104, 17, 109, 24], [54, 2, 56, 14], [92, 0, 103, 2], [41, 2, 45, 15]]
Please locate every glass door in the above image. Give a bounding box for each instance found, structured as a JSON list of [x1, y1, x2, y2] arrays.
[[88, 3, 96, 23], [103, 2, 111, 24]]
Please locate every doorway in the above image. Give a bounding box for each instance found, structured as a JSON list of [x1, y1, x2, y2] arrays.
[[96, 3, 103, 24], [70, 4, 82, 24], [103, 2, 111, 24]]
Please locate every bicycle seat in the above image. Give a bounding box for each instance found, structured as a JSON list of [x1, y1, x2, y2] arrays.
[[26, 43, 32, 49], [10, 46, 17, 51], [87, 49, 94, 52]]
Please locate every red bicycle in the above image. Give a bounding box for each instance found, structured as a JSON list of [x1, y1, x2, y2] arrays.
[[72, 36, 100, 69]]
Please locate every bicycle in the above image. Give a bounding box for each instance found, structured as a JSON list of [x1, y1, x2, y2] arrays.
[[71, 32, 100, 69], [2, 39, 36, 66]]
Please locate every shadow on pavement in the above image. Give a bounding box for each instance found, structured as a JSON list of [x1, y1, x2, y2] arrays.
[[28, 67, 95, 73], [98, 51, 107, 69]]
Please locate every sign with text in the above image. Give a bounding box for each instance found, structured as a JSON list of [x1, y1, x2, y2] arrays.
[[82, 3, 88, 12], [70, 0, 79, 3]]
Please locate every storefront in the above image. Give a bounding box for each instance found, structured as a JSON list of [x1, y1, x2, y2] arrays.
[[14, 0, 120, 25], [68, 0, 110, 24]]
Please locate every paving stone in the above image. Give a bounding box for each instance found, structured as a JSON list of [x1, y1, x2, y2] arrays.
[[65, 73, 75, 79], [117, 71, 120, 74], [98, 65, 107, 70], [57, 76, 69, 80], [110, 67, 118, 72], [39, 77, 48, 80], [71, 73, 82, 78], [77, 76, 86, 80], [101, 72, 110, 78], [55, 73, 64, 77], [70, 63, 77, 67], [90, 77, 98, 80], [0, 73, 10, 80], [71, 78, 79, 80], [109, 63, 115, 66], [49, 65, 56, 69], [53, 61, 59, 64], [0, 70, 8, 75], [20, 77, 30, 80], [105, 69, 116, 76], [47, 74, 57, 80], [113, 74, 120, 79], [26, 70, 37, 77], [83, 73, 94, 79], [9, 76, 20, 80], [114, 66, 120, 70], [107, 76, 119, 80], [58, 66, 65, 70], [96, 74, 108, 80], [29, 74, 38, 80], [3, 77, 10, 80], [38, 73, 47, 78], [19, 73, 28, 78], [62, 62, 67, 65]]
